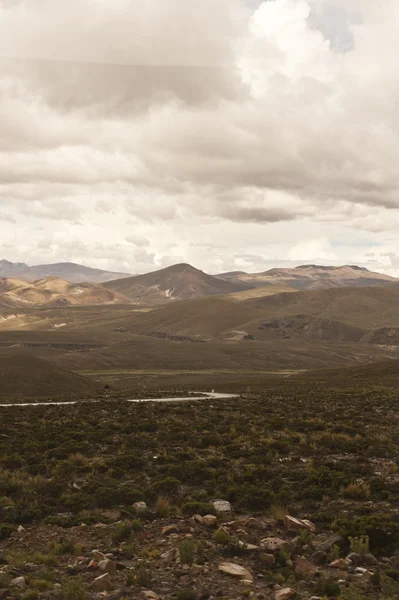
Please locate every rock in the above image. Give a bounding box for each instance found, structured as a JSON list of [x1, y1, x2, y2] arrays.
[[311, 551, 328, 565], [193, 514, 203, 524], [260, 553, 276, 567], [162, 525, 179, 536], [275, 588, 296, 600], [133, 502, 148, 513], [238, 541, 260, 551], [363, 553, 378, 566], [88, 560, 98, 570], [11, 577, 26, 591], [141, 592, 159, 600], [92, 550, 107, 561], [218, 562, 253, 582], [347, 553, 362, 567], [90, 573, 114, 592], [196, 588, 211, 600], [284, 516, 316, 533], [329, 558, 350, 569], [203, 515, 218, 527], [98, 559, 117, 574], [161, 548, 177, 563], [261, 538, 293, 554], [355, 567, 368, 574], [315, 534, 344, 553], [17, 526, 25, 533], [191, 564, 204, 575], [295, 559, 318, 577], [309, 597, 322, 600], [212, 500, 233, 515]]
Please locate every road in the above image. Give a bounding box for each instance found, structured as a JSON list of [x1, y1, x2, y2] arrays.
[[0, 391, 240, 407]]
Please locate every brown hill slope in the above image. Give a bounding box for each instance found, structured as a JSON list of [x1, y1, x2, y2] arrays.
[[0, 277, 132, 308], [120, 283, 399, 344], [216, 264, 396, 290], [104, 263, 251, 304], [0, 353, 98, 398]]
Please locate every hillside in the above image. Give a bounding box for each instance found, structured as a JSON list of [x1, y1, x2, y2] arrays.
[[104, 263, 251, 304], [120, 282, 399, 344], [0, 259, 131, 283], [0, 277, 132, 308], [216, 264, 396, 290], [0, 352, 98, 398]]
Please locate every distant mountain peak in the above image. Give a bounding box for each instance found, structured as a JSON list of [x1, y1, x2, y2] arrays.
[[0, 260, 132, 284]]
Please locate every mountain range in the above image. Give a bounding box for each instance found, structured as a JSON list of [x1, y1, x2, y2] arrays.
[[0, 259, 131, 283]]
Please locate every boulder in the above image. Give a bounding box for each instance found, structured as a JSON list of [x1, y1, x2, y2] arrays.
[[92, 550, 107, 561], [162, 525, 179, 536], [315, 534, 344, 553], [218, 562, 253, 582], [294, 559, 318, 577], [261, 538, 293, 554], [284, 516, 316, 533], [275, 588, 296, 600], [311, 551, 328, 566], [90, 573, 114, 592], [98, 559, 117, 574], [11, 577, 26, 591], [203, 515, 217, 527], [260, 553, 276, 567], [141, 592, 159, 600], [212, 500, 232, 515], [133, 502, 148, 513]]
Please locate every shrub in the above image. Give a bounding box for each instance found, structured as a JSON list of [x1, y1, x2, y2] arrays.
[[341, 483, 371, 500], [111, 521, 132, 543], [349, 535, 370, 555], [179, 540, 196, 566], [135, 563, 152, 587], [156, 496, 170, 518], [213, 529, 231, 546], [61, 577, 85, 600]]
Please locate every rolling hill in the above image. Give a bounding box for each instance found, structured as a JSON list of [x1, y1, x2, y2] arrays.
[[0, 277, 132, 308], [118, 282, 399, 345], [216, 264, 396, 290], [0, 352, 98, 398], [0, 259, 131, 283], [104, 263, 251, 304]]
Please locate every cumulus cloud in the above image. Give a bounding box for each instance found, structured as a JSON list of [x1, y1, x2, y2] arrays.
[[1, 0, 399, 274]]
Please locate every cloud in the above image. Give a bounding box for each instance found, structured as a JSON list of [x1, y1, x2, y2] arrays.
[[1, 0, 399, 274]]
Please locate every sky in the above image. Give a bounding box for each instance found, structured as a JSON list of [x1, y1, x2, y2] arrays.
[[1, 0, 399, 276]]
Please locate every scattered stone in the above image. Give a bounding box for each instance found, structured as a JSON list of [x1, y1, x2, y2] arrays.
[[315, 534, 344, 553], [275, 588, 296, 600], [218, 562, 253, 582], [203, 515, 218, 527], [329, 558, 350, 569], [311, 551, 328, 565], [355, 567, 368, 574], [193, 514, 203, 524], [347, 553, 362, 566], [92, 550, 107, 561], [261, 538, 293, 554], [284, 516, 316, 533], [260, 553, 276, 567], [17, 526, 25, 533], [212, 500, 233, 515], [294, 559, 318, 577], [363, 553, 378, 566], [88, 560, 98, 570], [133, 502, 148, 513], [162, 525, 179, 536], [98, 559, 117, 574], [196, 588, 211, 600], [238, 541, 260, 551], [141, 592, 159, 600], [90, 573, 114, 592], [11, 577, 26, 591]]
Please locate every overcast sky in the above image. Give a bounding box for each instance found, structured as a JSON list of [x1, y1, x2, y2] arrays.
[[1, 0, 399, 275]]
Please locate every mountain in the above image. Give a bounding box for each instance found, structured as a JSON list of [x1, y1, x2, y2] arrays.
[[0, 259, 131, 283], [216, 264, 397, 290], [0, 277, 132, 308], [0, 352, 98, 398], [104, 263, 251, 305]]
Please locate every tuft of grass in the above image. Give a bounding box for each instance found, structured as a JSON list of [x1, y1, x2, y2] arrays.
[[156, 496, 170, 518], [61, 577, 86, 600]]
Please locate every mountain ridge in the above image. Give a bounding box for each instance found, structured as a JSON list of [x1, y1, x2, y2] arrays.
[[0, 260, 132, 283]]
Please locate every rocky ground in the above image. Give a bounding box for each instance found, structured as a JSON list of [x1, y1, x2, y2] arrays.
[[0, 501, 395, 600]]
